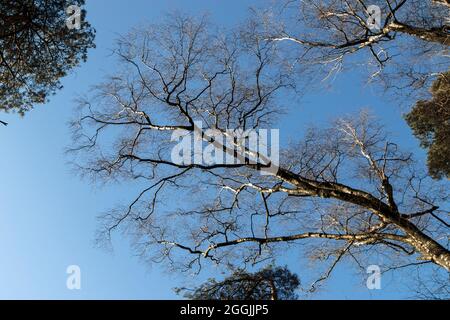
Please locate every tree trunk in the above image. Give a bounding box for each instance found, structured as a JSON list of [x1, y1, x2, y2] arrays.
[[389, 22, 449, 46], [392, 215, 450, 271], [432, 0, 450, 8], [275, 168, 450, 271], [268, 279, 278, 300]]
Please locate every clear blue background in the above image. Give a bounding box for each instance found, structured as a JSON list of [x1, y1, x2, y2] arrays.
[[0, 0, 430, 299]]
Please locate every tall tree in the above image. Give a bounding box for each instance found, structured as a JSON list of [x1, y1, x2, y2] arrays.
[[70, 14, 449, 295], [177, 266, 300, 300], [405, 71, 450, 180], [0, 0, 95, 124]]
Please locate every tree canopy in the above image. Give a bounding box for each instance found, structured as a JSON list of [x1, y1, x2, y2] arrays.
[[405, 71, 450, 180], [0, 0, 95, 122], [177, 266, 300, 300]]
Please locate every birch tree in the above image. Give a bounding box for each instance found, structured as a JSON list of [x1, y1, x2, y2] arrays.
[[70, 14, 449, 294]]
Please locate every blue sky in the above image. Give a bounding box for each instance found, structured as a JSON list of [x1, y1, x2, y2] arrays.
[[0, 0, 434, 299]]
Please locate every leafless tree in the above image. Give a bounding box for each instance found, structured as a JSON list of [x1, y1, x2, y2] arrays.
[[69, 14, 449, 294], [262, 0, 449, 100]]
